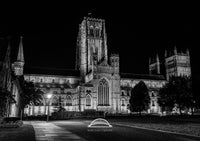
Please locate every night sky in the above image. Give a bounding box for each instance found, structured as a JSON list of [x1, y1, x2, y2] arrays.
[[0, 3, 196, 82]]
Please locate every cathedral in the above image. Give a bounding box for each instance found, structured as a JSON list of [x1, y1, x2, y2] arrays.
[[1, 16, 190, 116]]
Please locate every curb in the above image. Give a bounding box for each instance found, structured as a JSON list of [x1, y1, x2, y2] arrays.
[[112, 123, 200, 138]]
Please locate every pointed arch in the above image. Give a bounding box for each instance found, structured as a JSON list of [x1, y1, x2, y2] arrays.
[[51, 95, 59, 106], [86, 94, 92, 106], [121, 98, 125, 106], [98, 78, 109, 106], [66, 95, 72, 106]]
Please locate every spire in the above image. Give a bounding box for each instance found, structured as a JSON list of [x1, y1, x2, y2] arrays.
[[165, 49, 167, 57], [174, 45, 177, 55], [17, 36, 24, 63], [1, 42, 12, 90], [103, 20, 108, 62], [156, 54, 160, 74], [149, 57, 152, 74], [149, 57, 151, 65], [156, 54, 160, 63], [186, 48, 190, 56], [4, 42, 11, 66]]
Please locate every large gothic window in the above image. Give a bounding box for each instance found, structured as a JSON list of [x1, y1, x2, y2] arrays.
[[86, 95, 91, 106], [98, 78, 109, 106]]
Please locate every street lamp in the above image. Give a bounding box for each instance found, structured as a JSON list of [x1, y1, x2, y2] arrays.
[[46, 93, 52, 122]]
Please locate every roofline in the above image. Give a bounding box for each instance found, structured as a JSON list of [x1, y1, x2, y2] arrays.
[[120, 73, 166, 81], [24, 73, 80, 79], [120, 78, 167, 81], [120, 72, 165, 77]]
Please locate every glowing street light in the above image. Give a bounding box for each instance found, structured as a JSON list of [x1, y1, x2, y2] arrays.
[[46, 93, 52, 122], [47, 93, 52, 99]]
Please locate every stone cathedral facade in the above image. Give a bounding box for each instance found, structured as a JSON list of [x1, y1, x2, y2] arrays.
[[9, 16, 191, 116]]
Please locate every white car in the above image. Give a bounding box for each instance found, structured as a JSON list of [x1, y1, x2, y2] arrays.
[[87, 118, 112, 132]]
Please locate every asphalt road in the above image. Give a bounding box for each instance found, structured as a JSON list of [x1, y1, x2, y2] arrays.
[[53, 120, 200, 141]]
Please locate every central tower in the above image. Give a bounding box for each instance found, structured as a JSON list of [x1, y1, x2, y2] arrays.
[[76, 17, 108, 82]]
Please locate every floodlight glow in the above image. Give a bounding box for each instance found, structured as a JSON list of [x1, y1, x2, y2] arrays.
[[47, 94, 52, 99]]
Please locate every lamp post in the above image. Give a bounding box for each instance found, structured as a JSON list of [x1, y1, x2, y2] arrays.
[[46, 93, 52, 122]]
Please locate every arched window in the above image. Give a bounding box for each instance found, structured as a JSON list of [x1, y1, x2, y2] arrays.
[[98, 78, 109, 106], [51, 96, 59, 106], [121, 99, 125, 106], [86, 95, 91, 106], [152, 92, 155, 97], [66, 96, 72, 106], [95, 29, 100, 37], [90, 28, 94, 36], [152, 101, 155, 106]]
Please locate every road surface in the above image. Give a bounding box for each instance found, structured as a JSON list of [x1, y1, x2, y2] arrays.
[[50, 120, 200, 141]]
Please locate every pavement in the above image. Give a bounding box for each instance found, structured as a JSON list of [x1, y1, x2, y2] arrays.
[[2, 120, 200, 141], [26, 121, 86, 141]]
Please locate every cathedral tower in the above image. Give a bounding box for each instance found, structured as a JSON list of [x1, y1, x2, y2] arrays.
[[13, 36, 24, 76], [165, 46, 191, 80], [76, 17, 108, 82]]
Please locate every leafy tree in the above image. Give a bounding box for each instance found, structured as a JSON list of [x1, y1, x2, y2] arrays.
[[18, 76, 43, 117], [0, 88, 15, 117], [158, 76, 193, 115], [129, 81, 150, 115], [157, 83, 176, 114]]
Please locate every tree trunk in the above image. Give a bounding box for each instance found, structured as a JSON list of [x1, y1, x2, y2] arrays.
[[179, 106, 182, 115], [191, 107, 194, 115], [20, 107, 25, 120]]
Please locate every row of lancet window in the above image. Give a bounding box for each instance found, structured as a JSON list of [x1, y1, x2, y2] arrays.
[[98, 78, 109, 106], [51, 96, 72, 106], [89, 28, 101, 37]]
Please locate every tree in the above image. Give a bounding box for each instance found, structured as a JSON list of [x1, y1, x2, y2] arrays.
[[56, 96, 66, 112], [157, 83, 176, 114], [129, 81, 150, 115], [18, 76, 43, 117], [158, 76, 193, 115], [0, 88, 15, 117]]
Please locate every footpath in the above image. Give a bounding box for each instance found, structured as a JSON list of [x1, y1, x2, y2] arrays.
[[26, 121, 86, 141]]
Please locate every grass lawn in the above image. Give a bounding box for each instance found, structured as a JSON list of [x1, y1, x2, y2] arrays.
[[108, 116, 200, 137], [0, 123, 35, 141]]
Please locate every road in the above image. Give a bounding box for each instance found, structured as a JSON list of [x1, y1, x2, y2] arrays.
[[51, 120, 200, 141]]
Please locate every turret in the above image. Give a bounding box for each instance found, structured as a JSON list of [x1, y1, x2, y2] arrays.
[[110, 54, 119, 74]]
